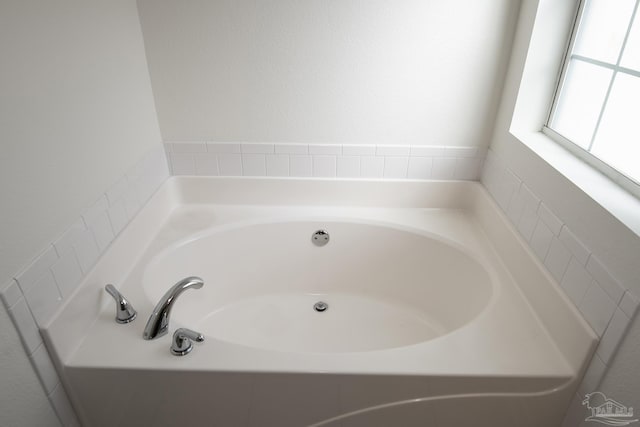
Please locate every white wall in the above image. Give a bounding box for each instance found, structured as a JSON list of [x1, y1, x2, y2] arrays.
[[137, 0, 519, 146], [0, 0, 162, 284], [485, 0, 640, 424], [0, 0, 162, 425]]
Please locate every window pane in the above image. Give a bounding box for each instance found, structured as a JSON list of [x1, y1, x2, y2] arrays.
[[573, 0, 635, 64], [591, 73, 640, 183], [621, 11, 640, 71], [552, 60, 613, 148]]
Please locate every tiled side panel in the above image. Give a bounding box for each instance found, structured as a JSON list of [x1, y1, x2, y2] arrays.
[[0, 144, 169, 427], [165, 142, 487, 181], [481, 149, 639, 427]]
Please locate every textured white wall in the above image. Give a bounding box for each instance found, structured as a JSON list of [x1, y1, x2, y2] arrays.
[[0, 0, 162, 425], [137, 0, 519, 145], [0, 0, 162, 285]]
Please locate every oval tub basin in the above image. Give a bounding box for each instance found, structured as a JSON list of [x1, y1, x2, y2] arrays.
[[143, 221, 493, 353]]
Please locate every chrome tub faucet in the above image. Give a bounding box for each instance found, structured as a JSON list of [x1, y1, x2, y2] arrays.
[[143, 276, 204, 340]]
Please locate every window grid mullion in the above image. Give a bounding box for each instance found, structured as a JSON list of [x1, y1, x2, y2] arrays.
[[587, 0, 640, 151]]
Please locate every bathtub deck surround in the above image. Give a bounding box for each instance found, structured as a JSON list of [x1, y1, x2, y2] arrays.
[[44, 177, 596, 427]]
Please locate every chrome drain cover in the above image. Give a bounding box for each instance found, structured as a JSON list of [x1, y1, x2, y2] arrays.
[[312, 230, 330, 246], [313, 301, 329, 312]]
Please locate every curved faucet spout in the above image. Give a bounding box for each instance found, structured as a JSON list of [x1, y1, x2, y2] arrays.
[[143, 276, 204, 340]]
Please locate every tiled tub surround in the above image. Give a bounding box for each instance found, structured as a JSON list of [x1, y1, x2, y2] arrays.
[[45, 178, 595, 426], [0, 145, 169, 427], [165, 142, 486, 180], [481, 149, 640, 426]]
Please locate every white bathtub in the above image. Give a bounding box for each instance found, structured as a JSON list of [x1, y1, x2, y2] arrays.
[[44, 178, 596, 427]]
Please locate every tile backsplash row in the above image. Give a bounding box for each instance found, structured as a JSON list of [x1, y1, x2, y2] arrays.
[[165, 142, 487, 180], [480, 149, 639, 427], [0, 144, 169, 427]]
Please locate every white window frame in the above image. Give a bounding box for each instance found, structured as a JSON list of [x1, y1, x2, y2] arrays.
[[542, 0, 640, 199]]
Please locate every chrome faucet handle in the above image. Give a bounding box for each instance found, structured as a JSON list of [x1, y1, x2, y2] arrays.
[[171, 328, 204, 356], [105, 284, 137, 324]]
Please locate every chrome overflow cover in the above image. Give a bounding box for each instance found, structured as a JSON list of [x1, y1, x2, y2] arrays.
[[312, 230, 330, 246], [314, 301, 329, 312]]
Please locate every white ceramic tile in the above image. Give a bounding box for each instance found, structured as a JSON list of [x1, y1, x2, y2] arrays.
[[81, 196, 109, 225], [217, 153, 243, 176], [242, 154, 266, 176], [506, 185, 527, 225], [105, 176, 129, 205], [544, 237, 572, 283], [8, 298, 43, 355], [275, 144, 308, 155], [495, 169, 521, 211], [23, 271, 62, 325], [266, 155, 289, 177], [376, 145, 410, 156], [169, 153, 195, 175], [49, 383, 80, 427], [519, 183, 540, 210], [596, 308, 631, 364], [30, 344, 60, 394], [50, 250, 83, 299], [578, 354, 607, 395], [289, 155, 312, 177], [585, 255, 625, 304], [579, 281, 617, 336], [163, 142, 172, 153], [52, 219, 86, 258], [517, 204, 538, 242], [383, 157, 409, 179], [309, 144, 342, 155], [241, 143, 274, 154], [1, 279, 22, 309], [431, 158, 457, 179], [87, 212, 115, 252], [15, 245, 59, 293], [336, 156, 360, 178], [619, 291, 639, 318], [343, 144, 375, 156], [454, 157, 482, 180], [72, 229, 100, 274], [446, 146, 477, 158], [480, 151, 501, 194], [133, 175, 156, 207], [407, 157, 432, 179], [410, 146, 445, 157], [170, 142, 206, 153], [530, 220, 554, 261], [359, 156, 384, 178], [560, 258, 593, 306], [194, 153, 219, 175], [537, 203, 563, 235], [559, 226, 591, 266], [121, 186, 142, 221], [206, 142, 242, 153], [313, 155, 337, 177]]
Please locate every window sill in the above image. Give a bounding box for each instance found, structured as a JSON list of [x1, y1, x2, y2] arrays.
[[510, 128, 640, 237]]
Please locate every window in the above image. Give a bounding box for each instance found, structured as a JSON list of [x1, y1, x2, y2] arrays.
[[545, 0, 640, 193]]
